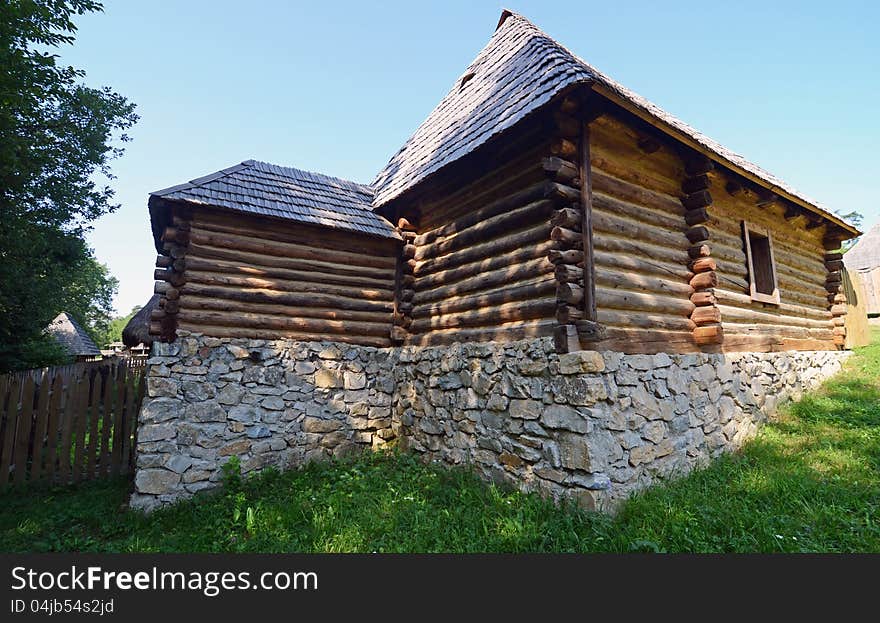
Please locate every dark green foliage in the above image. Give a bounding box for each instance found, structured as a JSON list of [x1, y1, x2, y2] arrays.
[[1, 331, 878, 553], [96, 305, 142, 349], [0, 1, 136, 371]]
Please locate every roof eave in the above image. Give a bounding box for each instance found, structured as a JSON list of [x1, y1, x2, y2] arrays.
[[591, 83, 861, 239]]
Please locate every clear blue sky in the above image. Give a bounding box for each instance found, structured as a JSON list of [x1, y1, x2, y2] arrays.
[[61, 0, 879, 315]]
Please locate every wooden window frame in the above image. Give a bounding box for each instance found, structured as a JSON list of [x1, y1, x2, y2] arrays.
[[742, 221, 781, 305]]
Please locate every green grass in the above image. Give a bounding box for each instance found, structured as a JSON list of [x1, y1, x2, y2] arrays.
[[1, 329, 879, 553]]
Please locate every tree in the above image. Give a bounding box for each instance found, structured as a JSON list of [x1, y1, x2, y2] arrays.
[[837, 211, 864, 252], [0, 1, 137, 371], [98, 304, 142, 348]]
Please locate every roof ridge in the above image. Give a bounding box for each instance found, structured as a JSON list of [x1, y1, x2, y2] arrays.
[[370, 9, 859, 235]]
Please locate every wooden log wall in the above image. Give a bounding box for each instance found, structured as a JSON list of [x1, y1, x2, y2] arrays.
[[151, 206, 398, 347], [396, 102, 586, 348], [151, 208, 192, 342], [680, 157, 723, 346], [586, 114, 699, 353], [706, 171, 840, 352]]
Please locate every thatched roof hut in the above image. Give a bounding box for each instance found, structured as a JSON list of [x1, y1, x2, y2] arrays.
[[123, 294, 159, 348], [46, 312, 101, 360]]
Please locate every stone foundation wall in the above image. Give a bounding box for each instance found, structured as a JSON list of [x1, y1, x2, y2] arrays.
[[132, 332, 848, 512], [394, 339, 848, 511], [131, 333, 396, 511]]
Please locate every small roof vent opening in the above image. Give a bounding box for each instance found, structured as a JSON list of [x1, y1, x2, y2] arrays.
[[459, 72, 476, 91]]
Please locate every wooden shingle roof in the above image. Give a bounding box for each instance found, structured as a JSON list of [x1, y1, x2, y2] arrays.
[[371, 10, 859, 236], [843, 221, 880, 271], [46, 312, 101, 357], [150, 160, 398, 241]]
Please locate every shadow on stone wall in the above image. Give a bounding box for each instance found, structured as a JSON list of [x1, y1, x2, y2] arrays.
[[131, 333, 850, 513], [132, 333, 397, 511]]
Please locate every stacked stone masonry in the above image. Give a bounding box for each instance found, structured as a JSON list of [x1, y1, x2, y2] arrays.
[[132, 331, 848, 512]]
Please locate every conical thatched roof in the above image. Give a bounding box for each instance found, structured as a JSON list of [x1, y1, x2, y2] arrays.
[[844, 221, 880, 271], [46, 312, 101, 357], [122, 294, 159, 348]]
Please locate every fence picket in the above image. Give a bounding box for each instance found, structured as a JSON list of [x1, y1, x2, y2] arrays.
[[0, 376, 21, 488], [58, 370, 78, 484], [72, 370, 90, 483], [44, 373, 64, 483], [1, 358, 146, 488], [121, 372, 137, 474], [86, 368, 103, 479], [29, 370, 51, 482], [13, 375, 35, 486], [98, 364, 116, 477]]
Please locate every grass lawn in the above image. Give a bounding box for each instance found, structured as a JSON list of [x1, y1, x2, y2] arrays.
[[2, 328, 878, 553]]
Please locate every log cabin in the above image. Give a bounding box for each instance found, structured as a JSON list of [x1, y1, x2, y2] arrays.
[[144, 11, 859, 355], [130, 11, 862, 511]]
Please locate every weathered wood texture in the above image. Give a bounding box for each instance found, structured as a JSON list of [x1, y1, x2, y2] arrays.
[[0, 360, 145, 488], [707, 170, 838, 351], [586, 114, 699, 353], [400, 121, 561, 347], [175, 208, 398, 346]]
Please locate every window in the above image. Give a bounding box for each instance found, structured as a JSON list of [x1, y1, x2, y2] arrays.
[[742, 221, 780, 304]]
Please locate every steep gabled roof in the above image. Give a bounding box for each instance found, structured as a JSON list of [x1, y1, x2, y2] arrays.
[[843, 221, 880, 271], [371, 12, 593, 207], [46, 312, 101, 357], [372, 10, 859, 236], [150, 160, 398, 242]]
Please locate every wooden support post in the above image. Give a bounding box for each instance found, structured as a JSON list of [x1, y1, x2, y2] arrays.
[[580, 122, 597, 324]]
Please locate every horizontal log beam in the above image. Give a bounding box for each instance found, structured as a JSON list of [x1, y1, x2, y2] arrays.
[[548, 249, 584, 265], [189, 227, 396, 270], [690, 271, 718, 290], [176, 322, 390, 347], [685, 207, 710, 226], [415, 240, 554, 291], [691, 291, 717, 306], [682, 190, 712, 211], [406, 319, 556, 347], [415, 223, 552, 277], [554, 264, 583, 283], [184, 255, 392, 291], [682, 174, 710, 194], [181, 295, 391, 324], [551, 207, 582, 230], [688, 244, 711, 259], [412, 278, 556, 320], [596, 286, 695, 317], [550, 225, 581, 246], [693, 324, 723, 345], [689, 257, 716, 273], [417, 257, 550, 305], [179, 309, 391, 338], [686, 225, 710, 244], [415, 198, 555, 261], [409, 297, 556, 333], [542, 157, 578, 183], [574, 320, 608, 342], [557, 282, 584, 305], [181, 282, 393, 313], [185, 270, 392, 301], [187, 241, 393, 281], [691, 306, 722, 325]]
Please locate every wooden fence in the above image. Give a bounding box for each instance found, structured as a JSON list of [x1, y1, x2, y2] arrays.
[[0, 359, 146, 489]]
